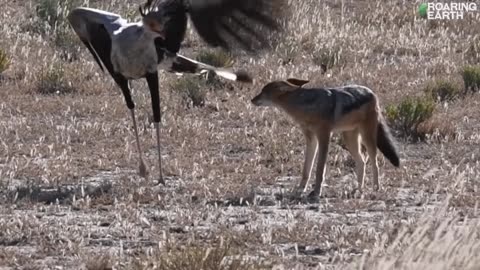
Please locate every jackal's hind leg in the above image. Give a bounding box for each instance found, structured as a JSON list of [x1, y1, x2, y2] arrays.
[[295, 130, 318, 195], [308, 131, 331, 198], [361, 128, 379, 191], [367, 145, 379, 190], [343, 130, 365, 192]]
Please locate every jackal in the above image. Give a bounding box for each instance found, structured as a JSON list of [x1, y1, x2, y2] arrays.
[[251, 78, 400, 198]]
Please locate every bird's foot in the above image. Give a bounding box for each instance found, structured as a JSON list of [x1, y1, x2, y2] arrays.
[[138, 162, 149, 178], [306, 190, 321, 203], [156, 175, 165, 186]]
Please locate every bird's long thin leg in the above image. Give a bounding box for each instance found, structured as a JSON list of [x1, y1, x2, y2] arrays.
[[154, 121, 163, 183], [146, 72, 164, 185], [114, 75, 148, 178], [130, 109, 148, 178]]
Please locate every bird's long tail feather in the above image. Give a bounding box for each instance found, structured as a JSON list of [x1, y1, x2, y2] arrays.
[[171, 54, 253, 83]]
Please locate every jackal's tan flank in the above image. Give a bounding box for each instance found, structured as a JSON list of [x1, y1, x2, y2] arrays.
[[251, 78, 400, 198]]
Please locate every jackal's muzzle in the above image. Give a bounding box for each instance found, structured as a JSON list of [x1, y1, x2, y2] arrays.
[[251, 94, 262, 106]]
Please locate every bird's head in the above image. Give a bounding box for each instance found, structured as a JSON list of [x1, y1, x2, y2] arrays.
[[139, 0, 166, 39], [139, 0, 188, 53]]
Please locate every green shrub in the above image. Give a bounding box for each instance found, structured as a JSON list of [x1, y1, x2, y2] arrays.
[[35, 0, 79, 30], [195, 50, 235, 86], [36, 0, 60, 29], [386, 96, 436, 140], [465, 39, 480, 64], [196, 50, 234, 68], [28, 0, 81, 62], [172, 76, 206, 107], [423, 79, 462, 102], [54, 27, 80, 61], [417, 117, 457, 142], [462, 65, 480, 93], [36, 64, 75, 95], [0, 49, 10, 74]]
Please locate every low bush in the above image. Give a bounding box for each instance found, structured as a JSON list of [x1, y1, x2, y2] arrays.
[[196, 50, 234, 68], [130, 239, 266, 270], [0, 48, 10, 74], [36, 64, 76, 95], [171, 76, 206, 107], [385, 96, 436, 140], [423, 79, 462, 102], [462, 65, 480, 93]]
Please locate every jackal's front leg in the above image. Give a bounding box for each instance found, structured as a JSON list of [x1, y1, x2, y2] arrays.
[[308, 132, 331, 199], [295, 130, 318, 194]]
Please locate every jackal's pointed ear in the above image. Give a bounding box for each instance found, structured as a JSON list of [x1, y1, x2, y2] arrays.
[[286, 78, 309, 87]]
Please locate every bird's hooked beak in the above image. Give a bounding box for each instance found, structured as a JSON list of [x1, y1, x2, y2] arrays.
[[139, 1, 166, 39], [144, 20, 165, 39], [152, 28, 165, 39]]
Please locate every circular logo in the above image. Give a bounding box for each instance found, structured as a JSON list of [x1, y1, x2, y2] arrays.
[[418, 3, 428, 18]]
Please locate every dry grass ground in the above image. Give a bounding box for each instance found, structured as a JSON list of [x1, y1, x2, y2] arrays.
[[0, 0, 480, 269]]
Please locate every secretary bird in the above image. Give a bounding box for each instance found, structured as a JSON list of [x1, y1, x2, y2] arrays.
[[67, 0, 286, 184]]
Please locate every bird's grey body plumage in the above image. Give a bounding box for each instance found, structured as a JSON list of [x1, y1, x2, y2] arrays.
[[111, 23, 160, 79]]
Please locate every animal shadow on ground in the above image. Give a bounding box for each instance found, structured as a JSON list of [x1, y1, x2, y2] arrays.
[[4, 181, 113, 205]]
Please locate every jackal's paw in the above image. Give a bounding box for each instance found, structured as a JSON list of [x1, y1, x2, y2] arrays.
[[291, 187, 305, 198], [138, 162, 149, 178], [307, 190, 321, 199], [349, 188, 362, 199], [306, 190, 321, 202]]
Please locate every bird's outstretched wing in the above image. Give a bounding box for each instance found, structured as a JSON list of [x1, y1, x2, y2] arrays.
[[149, 0, 288, 53], [186, 0, 287, 51], [67, 7, 127, 75]]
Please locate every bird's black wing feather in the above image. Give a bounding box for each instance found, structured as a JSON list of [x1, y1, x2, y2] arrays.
[[152, 0, 287, 53], [67, 7, 125, 77], [185, 0, 288, 52], [82, 40, 105, 72], [85, 24, 115, 76]]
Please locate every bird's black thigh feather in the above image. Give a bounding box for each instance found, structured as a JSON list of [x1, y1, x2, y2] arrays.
[[113, 75, 135, 110], [146, 72, 161, 123]]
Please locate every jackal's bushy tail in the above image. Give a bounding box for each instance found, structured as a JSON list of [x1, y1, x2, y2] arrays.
[[377, 119, 400, 167]]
